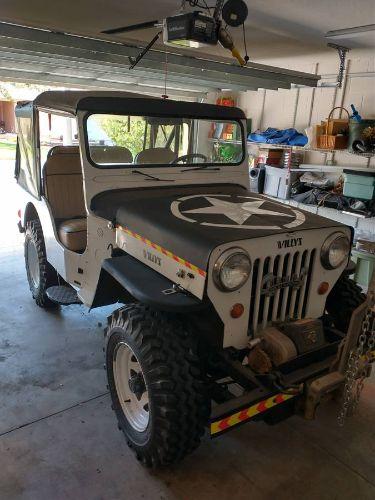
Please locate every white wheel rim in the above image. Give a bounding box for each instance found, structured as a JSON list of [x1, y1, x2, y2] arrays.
[[26, 239, 40, 288], [113, 342, 150, 432]]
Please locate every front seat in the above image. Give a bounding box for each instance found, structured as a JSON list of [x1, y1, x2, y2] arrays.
[[135, 147, 177, 164], [90, 145, 133, 165], [43, 146, 87, 252]]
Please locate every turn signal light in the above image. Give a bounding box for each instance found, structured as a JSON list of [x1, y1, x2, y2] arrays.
[[318, 282, 330, 295], [230, 303, 244, 318]]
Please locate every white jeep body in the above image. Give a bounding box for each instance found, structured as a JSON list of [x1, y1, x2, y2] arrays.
[[16, 91, 351, 350]]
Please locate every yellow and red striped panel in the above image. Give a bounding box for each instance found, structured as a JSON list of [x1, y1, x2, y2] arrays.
[[117, 225, 207, 277], [210, 392, 296, 436]]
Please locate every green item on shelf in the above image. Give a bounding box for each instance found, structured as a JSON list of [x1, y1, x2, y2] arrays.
[[352, 249, 375, 288], [343, 170, 375, 200]]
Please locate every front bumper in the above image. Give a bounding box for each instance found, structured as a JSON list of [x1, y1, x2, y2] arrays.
[[209, 340, 374, 438]]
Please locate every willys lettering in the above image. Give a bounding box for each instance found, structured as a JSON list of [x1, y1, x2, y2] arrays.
[[143, 249, 161, 266], [277, 237, 303, 249]]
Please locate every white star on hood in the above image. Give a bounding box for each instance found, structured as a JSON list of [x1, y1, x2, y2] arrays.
[[183, 196, 294, 225]]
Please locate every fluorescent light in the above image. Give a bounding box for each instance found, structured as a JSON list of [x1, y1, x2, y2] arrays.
[[325, 24, 375, 39]]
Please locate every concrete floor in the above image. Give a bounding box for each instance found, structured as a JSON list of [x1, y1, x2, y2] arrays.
[[0, 158, 374, 500]]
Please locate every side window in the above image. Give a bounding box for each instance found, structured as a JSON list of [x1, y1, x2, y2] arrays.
[[15, 115, 39, 198], [39, 111, 78, 166]]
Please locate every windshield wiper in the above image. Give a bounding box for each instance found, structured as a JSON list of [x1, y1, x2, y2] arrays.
[[181, 165, 221, 172], [132, 169, 174, 181]]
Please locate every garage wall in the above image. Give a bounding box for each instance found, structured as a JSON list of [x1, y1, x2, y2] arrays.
[[238, 48, 375, 169]]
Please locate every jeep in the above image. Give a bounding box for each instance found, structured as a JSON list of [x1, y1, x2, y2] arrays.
[[15, 91, 374, 467]]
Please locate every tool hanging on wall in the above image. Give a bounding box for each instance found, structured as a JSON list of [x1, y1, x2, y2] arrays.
[[328, 43, 350, 88]]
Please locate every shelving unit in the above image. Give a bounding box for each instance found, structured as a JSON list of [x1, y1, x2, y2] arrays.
[[209, 138, 375, 158], [248, 141, 375, 158], [291, 164, 375, 173]]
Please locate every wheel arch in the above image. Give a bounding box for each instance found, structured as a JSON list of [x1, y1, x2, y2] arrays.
[[91, 266, 135, 309], [91, 253, 206, 312]]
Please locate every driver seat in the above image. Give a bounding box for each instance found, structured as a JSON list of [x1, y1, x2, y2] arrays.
[[43, 146, 87, 253], [135, 147, 177, 164]]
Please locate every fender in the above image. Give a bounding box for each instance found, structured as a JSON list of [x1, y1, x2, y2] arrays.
[[93, 253, 206, 312]]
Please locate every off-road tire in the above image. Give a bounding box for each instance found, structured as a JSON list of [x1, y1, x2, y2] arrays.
[[105, 304, 210, 467], [24, 219, 58, 308], [326, 276, 366, 333]]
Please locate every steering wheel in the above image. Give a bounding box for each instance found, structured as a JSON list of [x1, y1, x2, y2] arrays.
[[170, 153, 208, 164]]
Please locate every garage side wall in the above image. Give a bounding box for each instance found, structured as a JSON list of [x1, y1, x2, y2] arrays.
[[238, 48, 375, 171]]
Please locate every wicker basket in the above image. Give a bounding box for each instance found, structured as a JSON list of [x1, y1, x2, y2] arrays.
[[317, 106, 350, 150]]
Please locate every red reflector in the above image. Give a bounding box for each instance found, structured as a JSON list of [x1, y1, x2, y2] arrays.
[[230, 303, 244, 318], [318, 282, 330, 295]]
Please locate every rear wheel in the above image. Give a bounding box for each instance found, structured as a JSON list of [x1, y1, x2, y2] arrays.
[[105, 304, 210, 467], [326, 276, 366, 332], [24, 219, 58, 308]]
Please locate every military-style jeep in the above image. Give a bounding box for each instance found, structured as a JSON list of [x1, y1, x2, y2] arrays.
[[15, 91, 374, 466]]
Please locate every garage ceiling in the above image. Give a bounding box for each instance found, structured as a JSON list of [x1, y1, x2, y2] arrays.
[[0, 22, 320, 99], [0, 0, 373, 98], [1, 0, 374, 59]]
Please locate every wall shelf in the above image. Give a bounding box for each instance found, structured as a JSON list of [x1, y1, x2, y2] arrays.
[[248, 142, 375, 158], [290, 164, 375, 173], [209, 139, 375, 158]]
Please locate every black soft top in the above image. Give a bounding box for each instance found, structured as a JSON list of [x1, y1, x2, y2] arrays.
[[17, 91, 246, 120]]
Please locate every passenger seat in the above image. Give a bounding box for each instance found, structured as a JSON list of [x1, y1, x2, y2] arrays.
[[43, 146, 87, 252], [135, 147, 177, 164]]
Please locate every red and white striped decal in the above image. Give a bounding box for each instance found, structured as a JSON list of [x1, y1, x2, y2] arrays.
[[210, 392, 297, 436], [117, 225, 207, 277]]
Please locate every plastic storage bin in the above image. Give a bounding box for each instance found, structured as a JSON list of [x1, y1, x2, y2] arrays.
[[343, 169, 375, 200], [352, 249, 375, 288], [264, 165, 298, 199]]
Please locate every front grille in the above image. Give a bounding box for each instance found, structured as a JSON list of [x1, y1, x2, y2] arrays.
[[249, 249, 316, 334]]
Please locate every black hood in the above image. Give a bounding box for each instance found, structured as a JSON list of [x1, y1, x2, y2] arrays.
[[92, 185, 344, 270]]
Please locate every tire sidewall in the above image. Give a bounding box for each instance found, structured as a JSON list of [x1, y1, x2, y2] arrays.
[[106, 327, 153, 449], [25, 224, 42, 298]]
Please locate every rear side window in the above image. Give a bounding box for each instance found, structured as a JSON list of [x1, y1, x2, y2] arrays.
[[39, 111, 78, 166], [15, 115, 39, 198]]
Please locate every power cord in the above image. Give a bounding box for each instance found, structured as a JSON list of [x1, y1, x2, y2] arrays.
[[242, 22, 249, 63]]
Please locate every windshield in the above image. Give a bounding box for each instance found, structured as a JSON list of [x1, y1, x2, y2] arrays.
[[85, 114, 244, 168]]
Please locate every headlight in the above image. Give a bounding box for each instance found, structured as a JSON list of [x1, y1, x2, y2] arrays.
[[213, 248, 251, 291], [321, 232, 350, 270]]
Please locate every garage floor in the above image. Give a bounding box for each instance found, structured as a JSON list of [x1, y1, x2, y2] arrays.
[[1, 159, 374, 500]]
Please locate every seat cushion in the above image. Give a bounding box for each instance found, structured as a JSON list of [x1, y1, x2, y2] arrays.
[[135, 147, 177, 164], [58, 218, 87, 252]]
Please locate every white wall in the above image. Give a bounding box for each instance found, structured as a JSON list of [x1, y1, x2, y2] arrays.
[[238, 48, 375, 169]]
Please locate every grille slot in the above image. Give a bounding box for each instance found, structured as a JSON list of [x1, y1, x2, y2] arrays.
[[249, 249, 316, 334]]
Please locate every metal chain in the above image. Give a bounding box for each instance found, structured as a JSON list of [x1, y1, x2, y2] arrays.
[[327, 43, 350, 89], [338, 290, 375, 426]]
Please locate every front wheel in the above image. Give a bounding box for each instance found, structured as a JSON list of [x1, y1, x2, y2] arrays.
[[105, 304, 210, 467]]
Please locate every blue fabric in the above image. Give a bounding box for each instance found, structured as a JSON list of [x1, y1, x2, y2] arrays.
[[248, 127, 307, 146]]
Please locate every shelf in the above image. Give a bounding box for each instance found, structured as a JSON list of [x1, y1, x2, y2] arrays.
[[290, 164, 375, 173], [208, 139, 374, 158], [248, 142, 375, 158], [248, 142, 306, 151]]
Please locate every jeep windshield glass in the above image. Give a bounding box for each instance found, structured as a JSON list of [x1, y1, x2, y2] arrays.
[[85, 114, 244, 168]]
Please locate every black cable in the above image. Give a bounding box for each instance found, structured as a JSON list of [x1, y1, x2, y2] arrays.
[[202, 0, 212, 14], [188, 0, 215, 12], [242, 22, 249, 64]]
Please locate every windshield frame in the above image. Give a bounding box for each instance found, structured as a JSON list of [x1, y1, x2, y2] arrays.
[[82, 111, 246, 170]]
